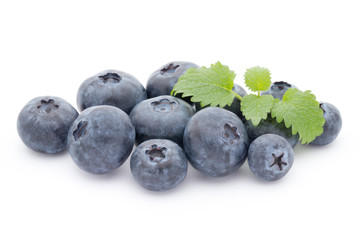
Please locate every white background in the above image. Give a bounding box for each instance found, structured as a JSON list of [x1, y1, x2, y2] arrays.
[[1, 0, 359, 239]]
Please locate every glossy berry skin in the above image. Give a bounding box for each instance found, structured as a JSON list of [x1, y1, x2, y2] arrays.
[[129, 95, 194, 146], [77, 69, 147, 114], [310, 102, 342, 146], [248, 134, 294, 181], [146, 61, 198, 103], [17, 96, 78, 154], [244, 117, 299, 148], [195, 84, 247, 121], [261, 81, 296, 100], [183, 107, 249, 177], [67, 105, 135, 174], [130, 139, 188, 191]]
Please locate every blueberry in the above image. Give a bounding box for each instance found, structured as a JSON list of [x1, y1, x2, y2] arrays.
[[77, 69, 147, 114], [248, 134, 294, 181], [261, 81, 297, 100], [67, 105, 135, 174], [146, 61, 199, 103], [183, 107, 249, 177], [310, 102, 342, 146], [244, 116, 299, 148], [17, 96, 78, 154], [195, 84, 247, 121], [130, 139, 188, 191], [129, 95, 195, 146]]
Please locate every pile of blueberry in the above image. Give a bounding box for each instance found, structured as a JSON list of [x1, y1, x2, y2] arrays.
[[17, 61, 342, 191]]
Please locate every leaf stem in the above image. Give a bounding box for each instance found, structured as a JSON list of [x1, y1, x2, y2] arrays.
[[233, 91, 243, 100]]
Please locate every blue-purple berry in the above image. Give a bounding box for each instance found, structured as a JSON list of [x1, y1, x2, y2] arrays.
[[248, 134, 294, 181], [130, 139, 188, 191], [67, 105, 135, 174], [17, 96, 78, 154]]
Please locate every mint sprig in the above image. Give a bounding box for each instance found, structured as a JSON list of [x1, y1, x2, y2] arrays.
[[171, 62, 325, 144]]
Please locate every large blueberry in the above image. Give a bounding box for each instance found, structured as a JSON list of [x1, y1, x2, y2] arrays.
[[146, 61, 198, 103], [248, 134, 294, 181], [129, 95, 194, 146], [77, 69, 147, 114], [17, 96, 78, 154], [195, 84, 247, 121], [67, 105, 135, 174], [310, 102, 342, 146], [130, 139, 188, 191], [183, 107, 249, 177], [261, 81, 297, 100], [244, 116, 299, 148]]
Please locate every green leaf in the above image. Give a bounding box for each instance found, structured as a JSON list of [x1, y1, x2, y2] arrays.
[[241, 94, 275, 126], [271, 88, 325, 144], [244, 66, 271, 92], [171, 61, 238, 107]]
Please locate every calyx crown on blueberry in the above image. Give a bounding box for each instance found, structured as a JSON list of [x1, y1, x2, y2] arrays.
[[98, 72, 122, 83], [151, 99, 176, 112], [145, 144, 167, 162], [271, 81, 292, 90], [37, 99, 59, 113], [270, 153, 287, 171], [73, 121, 88, 141], [161, 63, 180, 74], [261, 81, 296, 100], [223, 123, 240, 144]]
